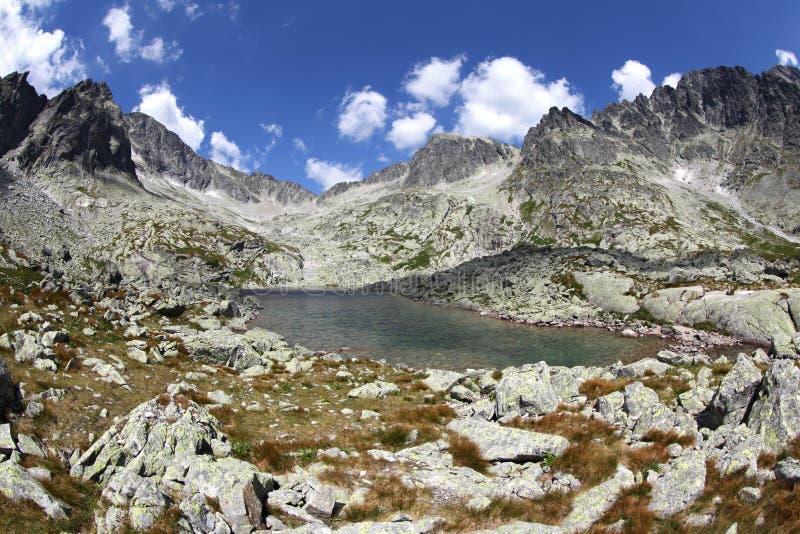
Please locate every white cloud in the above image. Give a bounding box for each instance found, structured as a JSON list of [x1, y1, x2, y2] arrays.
[[133, 82, 205, 150], [210, 131, 247, 171], [776, 49, 798, 67], [102, 5, 181, 63], [102, 6, 135, 60], [377, 153, 389, 163], [387, 112, 437, 150], [260, 122, 283, 151], [140, 37, 181, 63], [611, 59, 656, 101], [337, 87, 387, 142], [0, 0, 86, 96], [156, 0, 201, 20], [292, 138, 308, 153], [156, 0, 176, 9], [662, 72, 682, 88], [305, 158, 362, 190], [404, 56, 464, 107], [456, 56, 583, 142]]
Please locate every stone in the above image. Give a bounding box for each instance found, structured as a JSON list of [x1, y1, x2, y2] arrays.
[[0, 461, 68, 518], [422, 369, 464, 392], [126, 347, 149, 364], [0, 356, 16, 417], [561, 465, 635, 533], [285, 357, 313, 374], [360, 410, 381, 420], [737, 486, 761, 504], [707, 353, 762, 427], [33, 358, 57, 372], [747, 359, 800, 452], [449, 384, 479, 403], [596, 391, 624, 421], [775, 457, 800, 484], [348, 381, 400, 399], [207, 390, 234, 405], [16, 433, 45, 457], [40, 330, 68, 347], [471, 522, 564, 534], [446, 418, 568, 462], [623, 382, 659, 419], [648, 451, 707, 518], [0, 423, 15, 452], [334, 516, 445, 533], [494, 363, 559, 418], [615, 358, 672, 378], [183, 328, 263, 371], [705, 424, 765, 476], [304, 482, 337, 518], [632, 403, 677, 437], [573, 272, 639, 314]]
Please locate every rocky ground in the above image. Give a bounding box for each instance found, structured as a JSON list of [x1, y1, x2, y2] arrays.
[[2, 260, 800, 533]]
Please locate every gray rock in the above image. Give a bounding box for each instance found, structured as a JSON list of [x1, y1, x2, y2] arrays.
[[304, 482, 337, 519], [16, 433, 45, 457], [561, 465, 635, 533], [775, 457, 800, 484], [423, 369, 464, 392], [747, 359, 800, 452], [596, 391, 624, 421], [183, 328, 263, 371], [648, 451, 707, 518], [0, 461, 68, 518], [708, 353, 762, 427], [615, 358, 672, 378], [632, 402, 677, 437], [335, 516, 445, 534], [470, 522, 564, 534], [207, 390, 234, 405], [348, 381, 400, 399], [449, 384, 479, 403], [446, 418, 568, 462], [573, 272, 639, 314], [40, 330, 68, 347], [623, 382, 659, 419], [0, 423, 14, 452], [495, 363, 559, 418], [737, 486, 761, 504], [705, 424, 765, 476]]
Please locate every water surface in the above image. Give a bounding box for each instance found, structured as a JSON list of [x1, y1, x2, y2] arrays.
[[246, 290, 669, 371]]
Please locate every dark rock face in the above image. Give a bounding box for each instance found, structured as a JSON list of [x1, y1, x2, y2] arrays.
[[0, 72, 47, 158], [0, 356, 18, 422], [522, 66, 800, 169], [404, 134, 517, 187], [17, 79, 137, 179], [125, 112, 315, 205]]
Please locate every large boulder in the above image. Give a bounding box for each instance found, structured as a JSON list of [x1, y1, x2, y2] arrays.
[[347, 381, 400, 399], [71, 394, 274, 533], [705, 353, 762, 427], [648, 451, 707, 518], [561, 465, 634, 533], [495, 363, 559, 418], [0, 356, 17, 420], [641, 286, 705, 323], [446, 418, 568, 462], [747, 359, 800, 452], [183, 329, 263, 371], [0, 461, 69, 519], [572, 272, 639, 314]]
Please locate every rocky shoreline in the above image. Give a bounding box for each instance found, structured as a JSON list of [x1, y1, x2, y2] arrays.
[[2, 277, 800, 532]]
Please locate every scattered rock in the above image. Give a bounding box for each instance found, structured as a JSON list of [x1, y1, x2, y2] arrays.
[[648, 451, 707, 518], [494, 363, 558, 418], [446, 418, 568, 462], [348, 381, 400, 399]]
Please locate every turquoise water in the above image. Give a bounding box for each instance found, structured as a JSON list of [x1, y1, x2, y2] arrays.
[[246, 290, 668, 371]]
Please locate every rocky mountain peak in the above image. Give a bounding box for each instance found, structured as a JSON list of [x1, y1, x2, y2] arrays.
[[0, 72, 48, 159], [11, 77, 137, 181], [404, 133, 518, 187]]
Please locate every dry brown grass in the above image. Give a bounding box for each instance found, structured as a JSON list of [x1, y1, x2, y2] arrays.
[[449, 435, 489, 473], [588, 482, 655, 533], [343, 475, 426, 522], [509, 412, 623, 486], [443, 492, 574, 532], [579, 378, 630, 399], [386, 404, 455, 425]]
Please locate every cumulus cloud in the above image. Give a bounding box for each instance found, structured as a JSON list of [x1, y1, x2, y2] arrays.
[[292, 138, 308, 153], [404, 56, 464, 107], [133, 82, 205, 150], [455, 56, 583, 142], [611, 59, 656, 101], [102, 5, 181, 63], [209, 131, 247, 171], [337, 87, 387, 142], [776, 49, 798, 67], [305, 158, 362, 190], [662, 72, 682, 88], [387, 112, 437, 150], [260, 122, 283, 151], [0, 0, 86, 96], [156, 0, 201, 20]]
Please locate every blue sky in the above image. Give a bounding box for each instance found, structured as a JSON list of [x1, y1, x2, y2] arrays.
[[1, 0, 799, 193]]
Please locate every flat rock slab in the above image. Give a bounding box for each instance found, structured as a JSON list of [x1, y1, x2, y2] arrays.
[[648, 451, 707, 518], [561, 465, 634, 533], [446, 418, 568, 462], [348, 381, 400, 399], [470, 522, 564, 533], [0, 461, 68, 519]]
